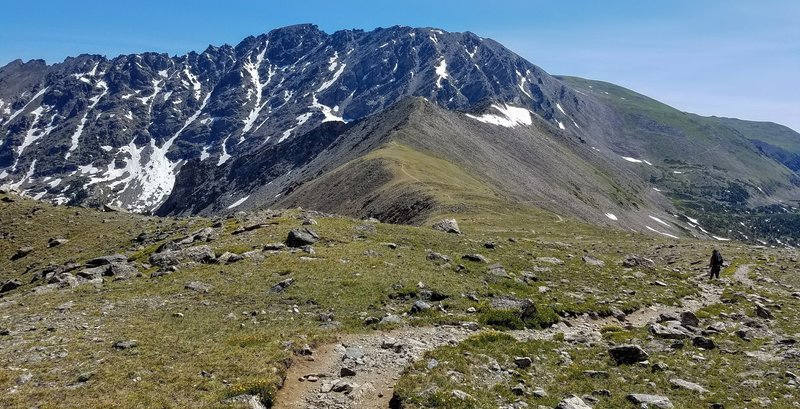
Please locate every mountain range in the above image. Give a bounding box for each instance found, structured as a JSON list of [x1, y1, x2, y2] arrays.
[[1, 24, 798, 244]]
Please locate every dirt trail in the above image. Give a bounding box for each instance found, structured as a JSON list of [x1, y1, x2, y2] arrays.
[[274, 325, 474, 409], [273, 267, 755, 408]]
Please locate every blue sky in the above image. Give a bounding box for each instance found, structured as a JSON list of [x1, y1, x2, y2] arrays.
[[1, 0, 798, 131]]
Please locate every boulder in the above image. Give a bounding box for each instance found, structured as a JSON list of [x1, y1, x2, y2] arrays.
[[105, 263, 139, 281], [220, 394, 267, 409], [149, 246, 215, 267], [755, 303, 774, 319], [185, 281, 212, 293], [426, 251, 451, 264], [680, 311, 700, 328], [669, 378, 709, 393], [85, 254, 127, 267], [582, 255, 605, 267], [77, 266, 109, 280], [431, 219, 461, 234], [490, 297, 538, 320], [608, 344, 649, 365], [622, 255, 656, 269], [410, 300, 432, 314], [462, 254, 489, 263], [112, 340, 138, 350], [47, 237, 68, 248], [10, 246, 33, 260], [0, 279, 22, 293], [626, 394, 673, 408], [692, 336, 716, 350], [556, 396, 593, 409], [286, 229, 319, 247], [270, 278, 294, 293], [649, 322, 690, 339], [513, 356, 533, 368]]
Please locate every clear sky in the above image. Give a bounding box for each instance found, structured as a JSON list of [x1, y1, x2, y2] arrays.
[[1, 0, 798, 131]]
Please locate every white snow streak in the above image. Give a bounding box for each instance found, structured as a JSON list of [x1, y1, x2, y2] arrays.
[[278, 112, 314, 143], [516, 70, 532, 98], [6, 87, 49, 125], [649, 215, 670, 227], [311, 94, 344, 123], [556, 103, 566, 115], [435, 59, 449, 89], [241, 48, 275, 138], [605, 213, 618, 221], [465, 104, 533, 128], [66, 81, 108, 160], [713, 236, 731, 241], [646, 226, 679, 239], [227, 195, 250, 209]]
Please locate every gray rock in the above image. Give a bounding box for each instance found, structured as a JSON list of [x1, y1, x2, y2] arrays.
[[583, 370, 609, 379], [112, 340, 138, 350], [47, 237, 68, 248], [451, 389, 471, 400], [270, 278, 294, 293], [263, 243, 287, 251], [582, 255, 605, 267], [608, 344, 649, 365], [286, 228, 319, 247], [340, 367, 356, 377], [490, 297, 538, 320], [10, 246, 34, 260], [556, 396, 593, 409], [535, 256, 564, 265], [380, 314, 402, 325], [649, 322, 690, 339], [680, 311, 700, 328], [514, 356, 533, 368], [462, 253, 489, 263], [669, 378, 709, 393], [755, 303, 774, 319], [488, 263, 508, 277], [658, 312, 680, 323], [692, 336, 716, 350], [626, 394, 673, 408], [149, 246, 215, 267], [331, 381, 354, 394], [185, 281, 213, 293], [106, 262, 139, 280], [410, 300, 432, 314], [220, 394, 267, 409], [622, 255, 656, 269], [432, 219, 461, 234], [85, 254, 127, 267], [426, 251, 451, 264], [76, 265, 109, 280], [0, 279, 21, 293]]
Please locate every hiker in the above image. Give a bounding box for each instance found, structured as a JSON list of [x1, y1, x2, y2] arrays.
[[709, 249, 724, 280]]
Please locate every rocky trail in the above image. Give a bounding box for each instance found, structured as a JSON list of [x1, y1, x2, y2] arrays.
[[272, 265, 756, 408], [274, 326, 475, 409]]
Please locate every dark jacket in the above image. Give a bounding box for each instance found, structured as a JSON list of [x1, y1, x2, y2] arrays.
[[710, 251, 724, 267]]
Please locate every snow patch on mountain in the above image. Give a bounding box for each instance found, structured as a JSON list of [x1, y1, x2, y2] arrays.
[[435, 59, 449, 89], [465, 104, 532, 128], [66, 81, 108, 160], [646, 226, 679, 239], [227, 195, 250, 209]]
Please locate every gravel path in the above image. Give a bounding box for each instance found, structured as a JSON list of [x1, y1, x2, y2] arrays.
[[273, 268, 753, 408]]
